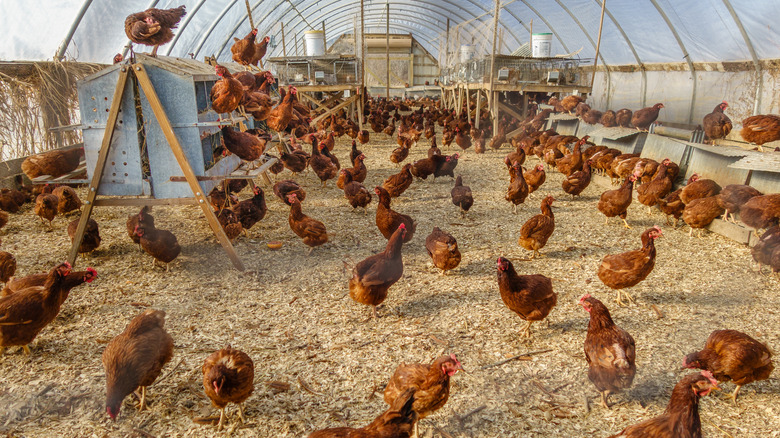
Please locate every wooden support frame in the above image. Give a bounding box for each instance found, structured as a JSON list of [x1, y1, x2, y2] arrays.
[[68, 63, 246, 271]]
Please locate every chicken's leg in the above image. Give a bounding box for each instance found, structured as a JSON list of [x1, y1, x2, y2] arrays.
[[731, 385, 742, 405], [621, 218, 632, 229], [604, 216, 609, 225], [513, 204, 517, 215], [520, 320, 533, 338], [372, 305, 379, 319], [0, 346, 5, 355], [600, 390, 612, 409], [151, 45, 159, 57], [217, 406, 227, 431], [237, 403, 246, 423], [138, 386, 147, 411], [22, 345, 31, 355]]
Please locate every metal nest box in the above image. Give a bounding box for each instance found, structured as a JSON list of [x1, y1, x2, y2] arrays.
[[77, 54, 240, 199]]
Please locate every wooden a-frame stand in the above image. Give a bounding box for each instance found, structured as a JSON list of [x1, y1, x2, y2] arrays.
[[68, 63, 246, 271]]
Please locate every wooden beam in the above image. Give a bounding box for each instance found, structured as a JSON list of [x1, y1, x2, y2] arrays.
[[93, 198, 198, 207], [386, 2, 390, 98], [497, 100, 525, 122], [135, 64, 245, 271], [310, 94, 360, 125], [68, 66, 130, 266]]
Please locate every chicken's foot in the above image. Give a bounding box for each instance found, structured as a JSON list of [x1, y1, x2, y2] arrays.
[[600, 390, 612, 409], [520, 320, 533, 338], [621, 218, 632, 229], [22, 345, 31, 355], [513, 204, 517, 215], [307, 247, 314, 256]]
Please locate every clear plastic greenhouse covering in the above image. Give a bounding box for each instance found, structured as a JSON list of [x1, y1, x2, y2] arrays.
[[4, 0, 780, 65]]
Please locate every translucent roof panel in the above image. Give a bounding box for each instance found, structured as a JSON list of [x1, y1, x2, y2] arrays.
[[1, 0, 779, 66]]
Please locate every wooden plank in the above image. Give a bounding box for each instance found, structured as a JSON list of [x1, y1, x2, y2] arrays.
[[497, 101, 526, 122], [68, 67, 130, 266], [94, 197, 198, 206], [311, 94, 359, 125], [32, 161, 87, 184], [290, 84, 356, 92], [135, 64, 245, 271]]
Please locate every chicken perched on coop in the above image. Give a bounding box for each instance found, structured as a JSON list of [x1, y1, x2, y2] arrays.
[[518, 196, 555, 259], [267, 87, 296, 134], [598, 170, 640, 229], [598, 226, 663, 306], [127, 206, 154, 247], [0, 262, 73, 356], [382, 164, 414, 198], [600, 110, 617, 127], [375, 186, 416, 243], [252, 36, 271, 68], [34, 191, 58, 229], [134, 224, 181, 271], [221, 127, 264, 163], [309, 388, 417, 438], [703, 101, 732, 141], [22, 148, 83, 180], [451, 175, 473, 216], [341, 170, 372, 214], [384, 354, 463, 437], [349, 224, 406, 319], [562, 160, 593, 197], [103, 309, 173, 420], [506, 163, 529, 214], [211, 65, 244, 114], [0, 244, 15, 284], [579, 294, 636, 408], [67, 218, 101, 254], [2, 267, 96, 302], [231, 29, 259, 66], [560, 95, 584, 114], [683, 196, 724, 237], [631, 103, 664, 131], [607, 372, 719, 438], [124, 5, 186, 56], [425, 227, 461, 275], [287, 193, 327, 254], [683, 329, 773, 404], [740, 114, 780, 149], [496, 257, 557, 338], [203, 345, 255, 431], [615, 109, 632, 128]]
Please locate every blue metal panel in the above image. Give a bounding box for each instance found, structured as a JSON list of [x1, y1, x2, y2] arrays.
[[77, 65, 146, 196], [138, 64, 208, 199], [749, 171, 780, 195], [640, 135, 689, 169]]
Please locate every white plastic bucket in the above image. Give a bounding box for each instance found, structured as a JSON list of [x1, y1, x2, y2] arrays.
[[459, 44, 476, 63], [304, 30, 325, 56], [532, 33, 552, 58]]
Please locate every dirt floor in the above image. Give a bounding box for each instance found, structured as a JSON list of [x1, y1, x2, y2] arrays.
[[0, 126, 778, 438]]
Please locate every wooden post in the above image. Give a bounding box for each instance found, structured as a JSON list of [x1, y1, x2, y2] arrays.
[[322, 21, 327, 53], [475, 90, 482, 129], [529, 19, 533, 49], [445, 17, 450, 67], [591, 0, 607, 89], [245, 0, 255, 29], [488, 0, 500, 133], [281, 22, 287, 57], [385, 2, 390, 98]]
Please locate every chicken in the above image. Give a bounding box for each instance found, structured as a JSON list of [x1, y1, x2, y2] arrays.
[[562, 159, 592, 197], [357, 129, 370, 145], [50, 186, 81, 215], [615, 108, 632, 127], [518, 196, 555, 259], [425, 227, 461, 274], [389, 144, 410, 166], [252, 36, 271, 67], [597, 171, 640, 229], [203, 345, 255, 430], [560, 95, 584, 114], [433, 153, 459, 180], [103, 309, 174, 419], [309, 139, 338, 187], [350, 140, 364, 164], [211, 65, 244, 114], [287, 193, 328, 254], [384, 354, 463, 434], [488, 124, 507, 151], [524, 164, 546, 195], [578, 294, 636, 408], [309, 387, 417, 438], [124, 6, 186, 56], [716, 184, 762, 223], [267, 87, 296, 134], [217, 208, 243, 241], [0, 190, 22, 213], [234, 186, 267, 232], [496, 257, 556, 338], [598, 226, 663, 306], [454, 127, 472, 150], [410, 155, 446, 181], [600, 110, 617, 127], [751, 225, 780, 274], [67, 218, 101, 254], [683, 329, 773, 404], [2, 267, 97, 302], [504, 147, 526, 169], [740, 114, 780, 147], [34, 192, 58, 228], [631, 103, 664, 131], [657, 188, 684, 228], [636, 158, 673, 212], [0, 246, 15, 283], [0, 262, 73, 356], [231, 29, 259, 66], [134, 224, 181, 271], [582, 108, 603, 125], [375, 186, 416, 243], [127, 206, 154, 247], [606, 371, 720, 438], [703, 101, 732, 141], [273, 180, 306, 205], [279, 149, 308, 175], [221, 127, 264, 162], [555, 136, 588, 176], [506, 163, 529, 214], [680, 174, 721, 204], [451, 175, 473, 216], [341, 170, 372, 213], [382, 163, 414, 198], [349, 223, 406, 319], [738, 194, 780, 233], [683, 196, 724, 237], [21, 147, 83, 180], [209, 185, 237, 210]]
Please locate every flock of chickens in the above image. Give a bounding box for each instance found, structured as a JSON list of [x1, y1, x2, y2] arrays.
[[0, 4, 778, 437]]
